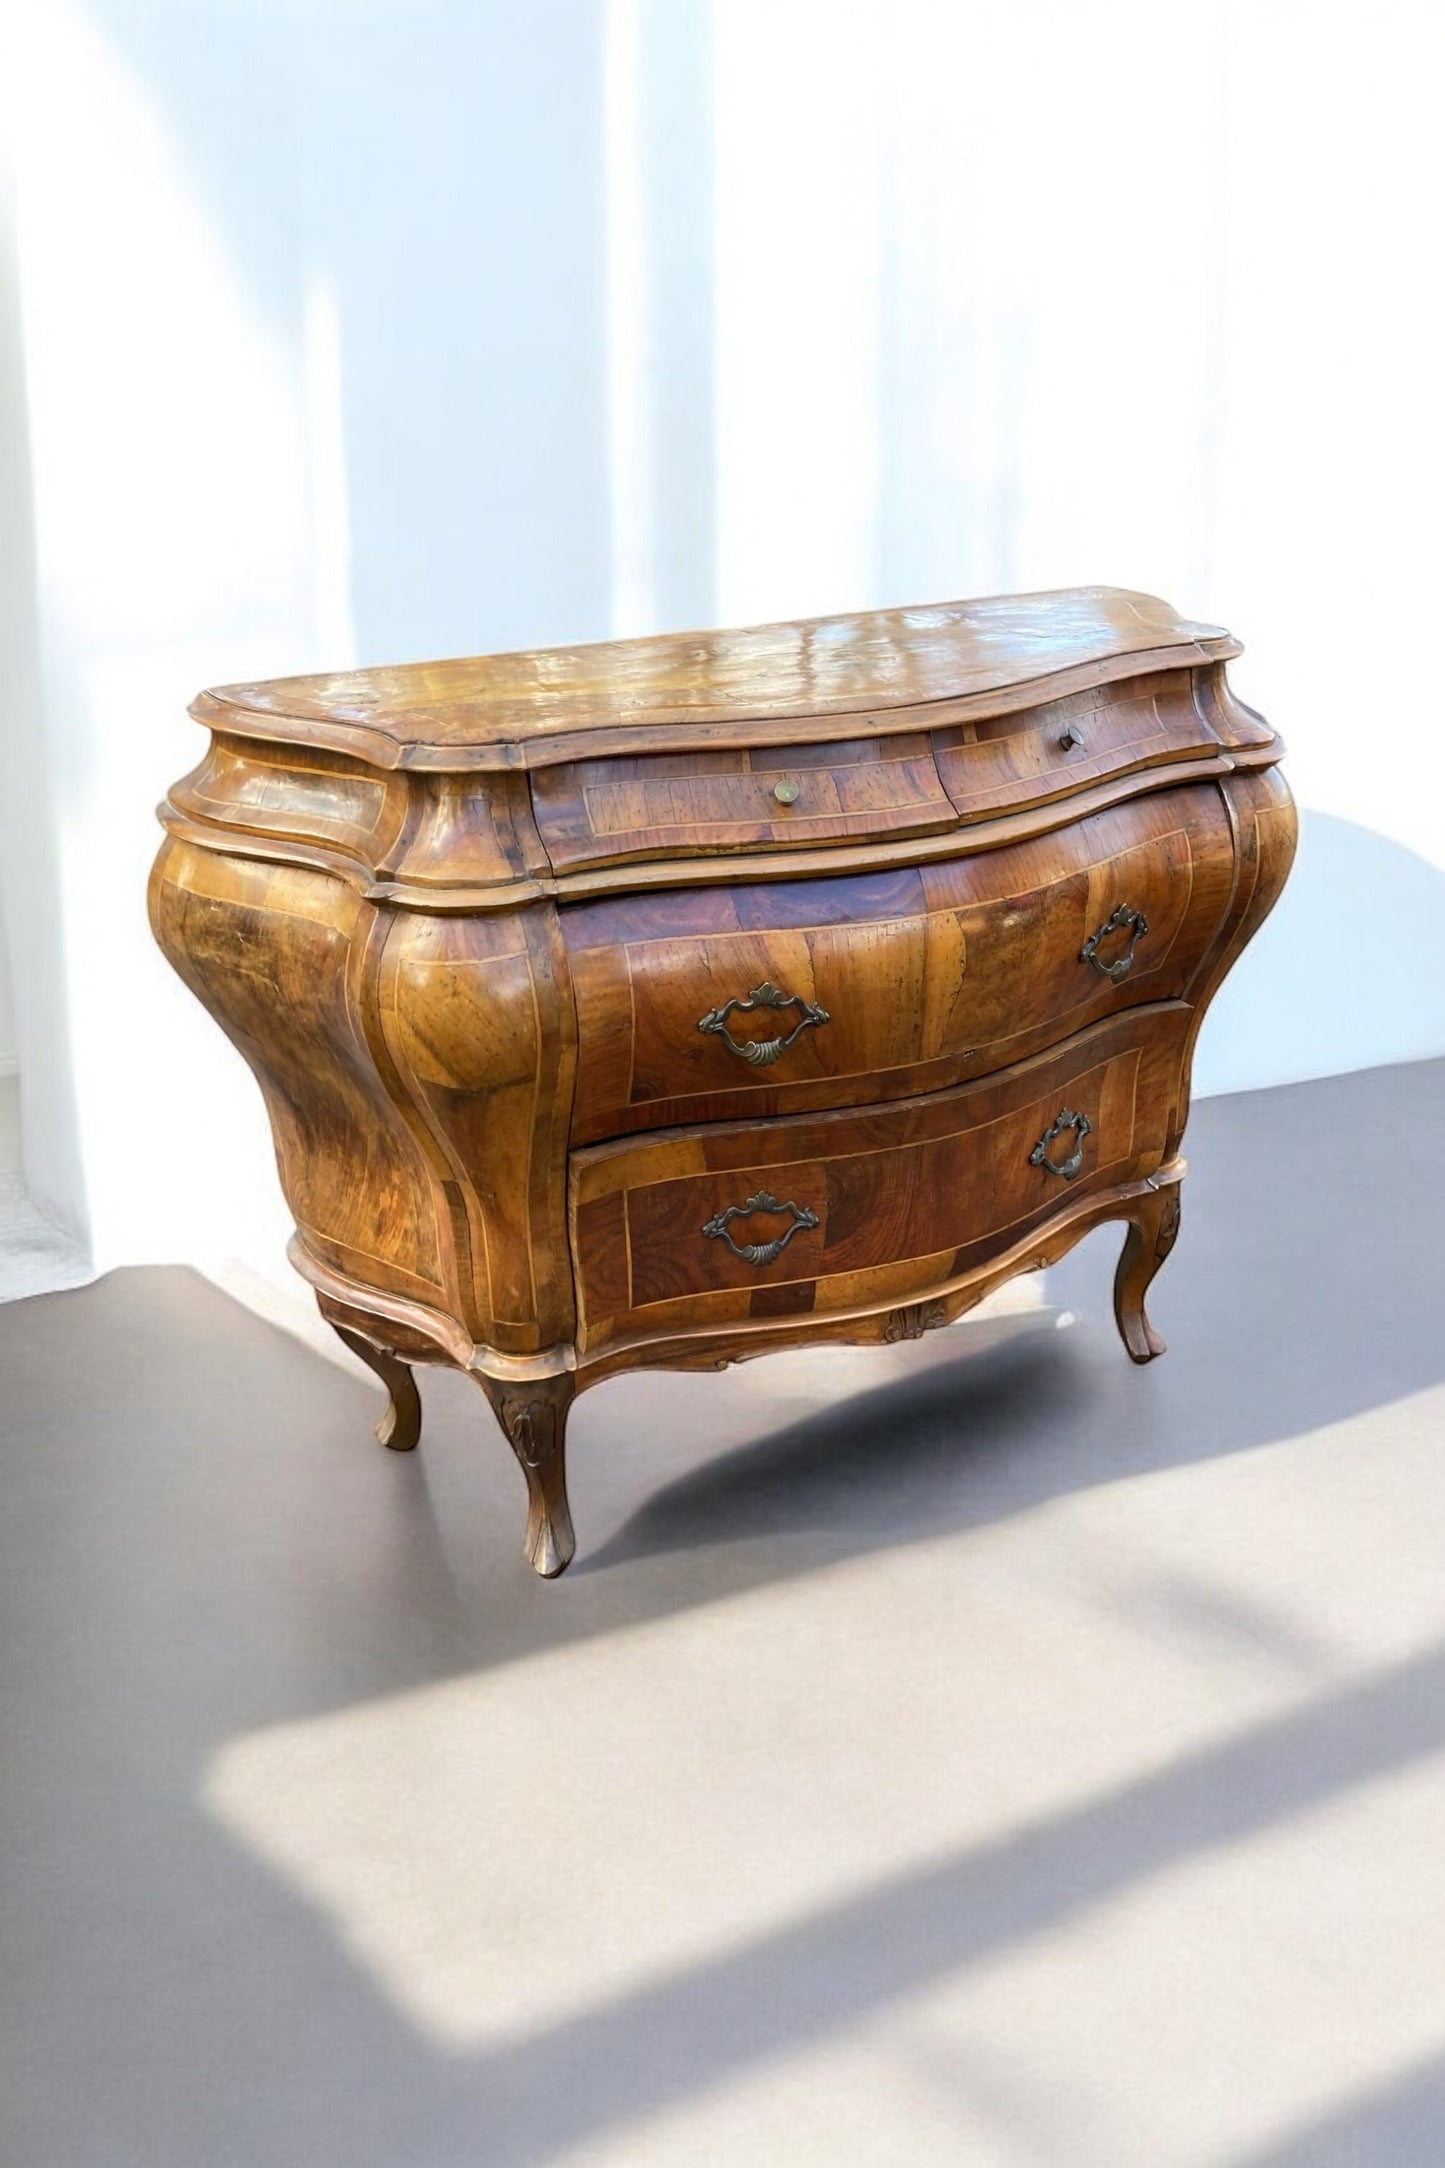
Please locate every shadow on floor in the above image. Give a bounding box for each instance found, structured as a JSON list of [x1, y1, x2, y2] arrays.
[[1, 1058, 1442, 2164], [583, 1054, 1443, 1579], [1235, 2049, 1445, 2166]]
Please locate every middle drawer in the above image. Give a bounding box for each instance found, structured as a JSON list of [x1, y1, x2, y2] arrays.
[[562, 781, 1234, 1143]]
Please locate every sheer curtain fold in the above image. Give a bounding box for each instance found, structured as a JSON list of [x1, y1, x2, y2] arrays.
[[0, 0, 1441, 1276]]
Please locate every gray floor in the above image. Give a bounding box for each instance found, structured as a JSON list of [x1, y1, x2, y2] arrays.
[[2, 1059, 1443, 2168]]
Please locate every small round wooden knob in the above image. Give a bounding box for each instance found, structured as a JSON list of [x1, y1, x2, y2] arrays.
[[772, 778, 800, 805]]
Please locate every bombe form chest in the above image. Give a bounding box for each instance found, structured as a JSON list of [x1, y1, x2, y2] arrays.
[[151, 587, 1296, 1577]]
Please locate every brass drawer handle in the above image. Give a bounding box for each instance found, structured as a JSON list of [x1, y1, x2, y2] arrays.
[[1030, 1107, 1092, 1181], [1080, 903, 1149, 983], [701, 1190, 820, 1267], [698, 981, 831, 1068]]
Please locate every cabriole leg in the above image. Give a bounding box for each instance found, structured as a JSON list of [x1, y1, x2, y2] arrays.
[[477, 1370, 577, 1579], [1113, 1183, 1182, 1364], [327, 1322, 423, 1452]]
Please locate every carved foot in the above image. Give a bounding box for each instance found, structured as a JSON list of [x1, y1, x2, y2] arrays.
[[328, 1323, 423, 1451], [1113, 1183, 1181, 1364], [477, 1371, 577, 1578]]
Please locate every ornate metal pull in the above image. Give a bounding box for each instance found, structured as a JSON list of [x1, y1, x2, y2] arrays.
[[701, 1190, 820, 1267], [1030, 1107, 1092, 1181], [1080, 903, 1149, 983], [697, 981, 830, 1068]]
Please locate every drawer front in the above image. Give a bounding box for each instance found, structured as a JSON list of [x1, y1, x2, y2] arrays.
[[530, 734, 955, 872], [563, 782, 1233, 1142], [570, 1005, 1189, 1349], [933, 668, 1222, 822]]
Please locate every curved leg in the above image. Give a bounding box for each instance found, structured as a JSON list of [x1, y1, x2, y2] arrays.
[[476, 1370, 576, 1578], [1113, 1183, 1181, 1364], [328, 1323, 423, 1452]]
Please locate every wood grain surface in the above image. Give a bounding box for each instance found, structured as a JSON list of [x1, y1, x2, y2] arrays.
[[569, 1004, 1189, 1351], [150, 590, 1296, 1576], [563, 782, 1235, 1141], [932, 666, 1222, 819], [531, 733, 956, 871], [189, 587, 1239, 770]]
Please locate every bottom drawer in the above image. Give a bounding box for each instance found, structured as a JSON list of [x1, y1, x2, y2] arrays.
[[570, 1003, 1190, 1349]]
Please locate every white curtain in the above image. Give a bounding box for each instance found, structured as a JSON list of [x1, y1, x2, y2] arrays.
[[1, 0, 1442, 1279]]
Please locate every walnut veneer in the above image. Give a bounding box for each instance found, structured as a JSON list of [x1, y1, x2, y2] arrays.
[[150, 588, 1296, 1576]]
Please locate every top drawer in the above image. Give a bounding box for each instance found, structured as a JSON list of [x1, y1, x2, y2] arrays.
[[530, 734, 955, 872], [934, 668, 1223, 822]]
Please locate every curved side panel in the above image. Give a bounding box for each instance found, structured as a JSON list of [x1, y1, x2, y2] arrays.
[[383, 770, 550, 889], [168, 733, 410, 870], [166, 734, 549, 895], [149, 836, 456, 1310], [1195, 661, 1279, 750], [378, 903, 578, 1355], [1172, 764, 1300, 1152]]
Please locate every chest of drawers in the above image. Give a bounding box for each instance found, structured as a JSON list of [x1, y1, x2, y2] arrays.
[[150, 588, 1296, 1576]]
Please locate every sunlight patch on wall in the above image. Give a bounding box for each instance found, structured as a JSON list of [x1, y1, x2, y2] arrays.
[[604, 0, 656, 637], [708, 3, 1226, 629], [7, 1, 340, 1269], [304, 269, 355, 669]]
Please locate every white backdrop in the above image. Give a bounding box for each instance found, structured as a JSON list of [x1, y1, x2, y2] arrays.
[[1, 0, 1442, 1288], [0, 934, 14, 1078]]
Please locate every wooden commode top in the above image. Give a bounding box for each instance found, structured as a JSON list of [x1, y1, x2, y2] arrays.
[[189, 586, 1242, 762], [152, 587, 1295, 1578]]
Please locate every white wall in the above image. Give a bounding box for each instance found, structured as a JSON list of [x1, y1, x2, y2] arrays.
[[0, 918, 15, 1078], [705, 1, 1445, 1098], [0, 0, 1441, 1293]]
